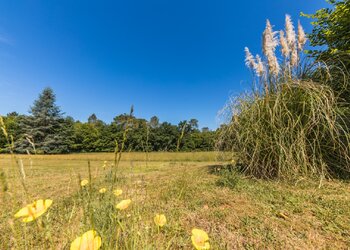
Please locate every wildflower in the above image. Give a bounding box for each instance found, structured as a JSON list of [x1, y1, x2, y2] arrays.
[[99, 188, 107, 194], [116, 199, 131, 210], [70, 230, 101, 250], [154, 214, 167, 227], [102, 161, 108, 169], [191, 228, 210, 250], [14, 199, 53, 222], [297, 20, 307, 50], [81, 179, 89, 187], [113, 189, 123, 197]]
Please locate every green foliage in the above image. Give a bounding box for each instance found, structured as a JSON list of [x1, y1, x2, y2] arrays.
[[303, 0, 350, 102], [14, 88, 69, 153], [0, 112, 23, 152], [215, 165, 241, 189], [303, 0, 350, 65], [0, 89, 216, 154]]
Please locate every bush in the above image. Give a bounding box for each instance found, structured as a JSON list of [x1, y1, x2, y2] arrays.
[[219, 81, 350, 179], [218, 15, 350, 180]]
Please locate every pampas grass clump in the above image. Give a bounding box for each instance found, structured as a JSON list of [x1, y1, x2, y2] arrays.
[[218, 15, 350, 180]]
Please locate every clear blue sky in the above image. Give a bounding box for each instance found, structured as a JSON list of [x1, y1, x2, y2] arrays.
[[0, 0, 329, 129]]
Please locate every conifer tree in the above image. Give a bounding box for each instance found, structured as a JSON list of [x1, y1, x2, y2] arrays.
[[17, 87, 69, 153]]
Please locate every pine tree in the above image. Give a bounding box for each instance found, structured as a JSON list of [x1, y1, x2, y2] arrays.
[[17, 87, 69, 153]]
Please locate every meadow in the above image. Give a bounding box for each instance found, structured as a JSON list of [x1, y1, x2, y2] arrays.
[[0, 1, 349, 249], [1, 152, 349, 249]]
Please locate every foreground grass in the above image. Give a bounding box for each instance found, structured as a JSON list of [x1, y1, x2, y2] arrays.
[[0, 153, 349, 249]]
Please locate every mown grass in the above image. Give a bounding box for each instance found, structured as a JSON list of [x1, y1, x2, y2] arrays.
[[0, 153, 349, 249], [0, 151, 220, 162]]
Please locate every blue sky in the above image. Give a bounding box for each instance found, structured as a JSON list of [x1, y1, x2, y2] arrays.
[[0, 0, 329, 129]]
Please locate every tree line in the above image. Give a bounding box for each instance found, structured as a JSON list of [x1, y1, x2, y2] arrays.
[[0, 88, 218, 154]]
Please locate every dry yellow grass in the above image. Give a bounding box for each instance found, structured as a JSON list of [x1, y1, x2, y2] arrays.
[[0, 152, 349, 249], [0, 151, 219, 162]]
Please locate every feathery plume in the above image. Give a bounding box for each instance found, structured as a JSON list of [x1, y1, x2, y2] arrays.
[[285, 15, 296, 49], [262, 20, 279, 56], [262, 20, 280, 76], [273, 56, 280, 76], [244, 47, 257, 69], [255, 55, 265, 77], [279, 30, 290, 58], [290, 46, 298, 67], [297, 20, 307, 51]]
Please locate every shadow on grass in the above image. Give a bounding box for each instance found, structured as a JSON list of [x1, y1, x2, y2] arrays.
[[207, 164, 244, 189]]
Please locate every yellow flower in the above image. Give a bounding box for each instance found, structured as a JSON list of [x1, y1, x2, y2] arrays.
[[70, 230, 101, 250], [14, 199, 53, 223], [116, 199, 131, 210], [81, 179, 89, 187], [113, 189, 123, 197], [99, 188, 107, 194], [102, 161, 108, 169], [191, 228, 210, 250], [154, 214, 167, 227]]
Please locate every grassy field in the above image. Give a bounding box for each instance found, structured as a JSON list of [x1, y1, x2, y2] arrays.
[[0, 152, 349, 249]]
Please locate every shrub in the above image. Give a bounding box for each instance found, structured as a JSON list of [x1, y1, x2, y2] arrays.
[[217, 15, 350, 180]]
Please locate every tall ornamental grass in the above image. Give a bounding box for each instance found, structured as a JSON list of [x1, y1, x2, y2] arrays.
[[218, 15, 350, 180]]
